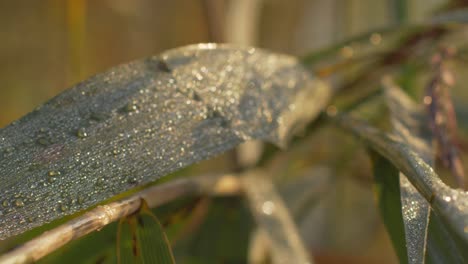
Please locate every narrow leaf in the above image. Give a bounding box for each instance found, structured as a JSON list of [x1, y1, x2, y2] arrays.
[[0, 44, 330, 239], [334, 113, 468, 251], [384, 79, 467, 263], [117, 201, 175, 264], [370, 152, 408, 264], [384, 80, 432, 264]]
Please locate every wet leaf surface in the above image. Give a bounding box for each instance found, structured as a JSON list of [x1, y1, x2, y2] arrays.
[[0, 44, 330, 240], [385, 81, 467, 263], [335, 110, 468, 260], [385, 82, 432, 264]]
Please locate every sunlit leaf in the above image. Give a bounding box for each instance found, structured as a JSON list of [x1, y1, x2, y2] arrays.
[[117, 201, 175, 264], [384, 80, 467, 263], [334, 112, 468, 258], [385, 80, 432, 264], [0, 44, 330, 240]]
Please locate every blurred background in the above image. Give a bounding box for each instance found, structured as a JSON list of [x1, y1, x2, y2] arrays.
[[0, 1, 460, 263], [0, 0, 446, 127]]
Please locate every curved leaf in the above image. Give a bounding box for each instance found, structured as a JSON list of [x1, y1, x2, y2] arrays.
[[0, 44, 330, 240], [385, 81, 431, 264], [334, 113, 468, 252]]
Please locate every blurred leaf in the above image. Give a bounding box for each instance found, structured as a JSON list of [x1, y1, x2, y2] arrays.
[[370, 152, 408, 264], [242, 171, 312, 264], [172, 197, 253, 264], [117, 201, 175, 264], [0, 44, 330, 240]]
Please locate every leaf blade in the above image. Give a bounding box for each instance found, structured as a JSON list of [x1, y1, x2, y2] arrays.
[[0, 44, 330, 240]]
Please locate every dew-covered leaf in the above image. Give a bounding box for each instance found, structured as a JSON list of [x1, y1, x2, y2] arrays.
[[385, 81, 432, 264], [0, 43, 330, 240], [334, 112, 468, 256], [385, 81, 467, 263]]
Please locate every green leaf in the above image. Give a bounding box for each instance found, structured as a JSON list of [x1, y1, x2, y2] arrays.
[[0, 44, 330, 240], [334, 108, 468, 261], [384, 80, 432, 264], [370, 152, 408, 264], [384, 80, 466, 263], [117, 201, 175, 264]]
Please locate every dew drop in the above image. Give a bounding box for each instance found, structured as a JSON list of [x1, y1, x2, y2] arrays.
[[48, 170, 61, 177], [59, 203, 69, 212], [15, 199, 25, 208], [76, 128, 88, 138], [261, 201, 275, 215], [127, 177, 138, 184], [123, 102, 138, 113]]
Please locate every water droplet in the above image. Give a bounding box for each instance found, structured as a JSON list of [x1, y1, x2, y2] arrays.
[[369, 33, 382, 45], [95, 178, 105, 186], [15, 199, 25, 207], [76, 128, 88, 138], [59, 203, 69, 212], [48, 170, 61, 177], [123, 102, 138, 113], [127, 177, 138, 184], [261, 201, 275, 215]]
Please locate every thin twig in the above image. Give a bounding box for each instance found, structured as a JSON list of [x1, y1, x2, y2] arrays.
[[0, 174, 242, 264]]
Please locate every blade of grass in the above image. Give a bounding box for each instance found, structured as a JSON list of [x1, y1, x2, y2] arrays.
[[333, 113, 468, 249], [117, 201, 175, 264], [384, 79, 432, 264], [370, 152, 408, 263]]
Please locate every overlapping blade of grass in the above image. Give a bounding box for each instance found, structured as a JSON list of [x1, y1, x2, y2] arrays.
[[370, 152, 408, 263], [334, 111, 468, 258], [384, 80, 467, 263], [384, 80, 432, 264], [0, 44, 330, 240]]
